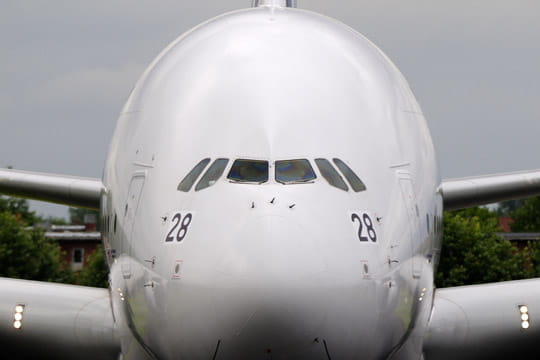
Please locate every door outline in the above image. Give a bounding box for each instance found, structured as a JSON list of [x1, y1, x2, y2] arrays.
[[397, 170, 422, 279]]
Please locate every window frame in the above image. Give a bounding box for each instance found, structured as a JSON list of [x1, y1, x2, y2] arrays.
[[332, 158, 366, 192], [274, 158, 317, 185], [195, 158, 230, 191], [177, 158, 211, 192], [314, 158, 349, 191], [72, 248, 84, 264], [227, 159, 270, 184]]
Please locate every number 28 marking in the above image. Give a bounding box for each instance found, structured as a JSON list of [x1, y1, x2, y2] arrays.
[[351, 212, 377, 242], [165, 212, 193, 242]]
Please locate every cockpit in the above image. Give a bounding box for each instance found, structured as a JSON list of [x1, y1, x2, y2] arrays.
[[177, 158, 366, 193]]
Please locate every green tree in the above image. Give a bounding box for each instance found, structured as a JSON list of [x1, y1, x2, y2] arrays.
[[436, 207, 530, 287], [0, 196, 39, 225], [511, 196, 540, 232], [0, 211, 71, 282], [509, 197, 540, 277], [497, 199, 528, 216], [0, 197, 109, 286], [75, 245, 109, 288], [43, 216, 68, 225]]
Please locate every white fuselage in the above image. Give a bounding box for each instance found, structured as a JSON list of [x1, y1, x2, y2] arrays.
[[101, 7, 442, 359]]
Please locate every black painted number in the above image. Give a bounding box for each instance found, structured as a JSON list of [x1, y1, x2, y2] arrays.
[[177, 213, 192, 241], [351, 213, 377, 242], [165, 212, 193, 242]]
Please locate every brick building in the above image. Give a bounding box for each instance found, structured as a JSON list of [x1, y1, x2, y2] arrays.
[[497, 217, 540, 251], [44, 218, 101, 271]]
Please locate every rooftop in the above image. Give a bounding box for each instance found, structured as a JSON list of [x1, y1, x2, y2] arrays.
[[44, 231, 101, 241], [496, 232, 540, 241]]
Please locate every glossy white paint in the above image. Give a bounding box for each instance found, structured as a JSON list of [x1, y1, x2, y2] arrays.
[[102, 5, 441, 359], [0, 278, 117, 359]]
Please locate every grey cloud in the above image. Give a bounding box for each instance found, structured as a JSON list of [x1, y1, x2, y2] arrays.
[[34, 64, 145, 108]]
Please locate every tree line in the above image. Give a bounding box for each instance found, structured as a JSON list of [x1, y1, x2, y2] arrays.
[[436, 197, 540, 287], [0, 196, 108, 287]]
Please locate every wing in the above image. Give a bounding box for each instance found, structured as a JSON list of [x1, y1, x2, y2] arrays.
[[424, 278, 540, 359], [0, 168, 103, 210], [0, 169, 115, 357], [0, 277, 119, 360], [440, 169, 540, 211]]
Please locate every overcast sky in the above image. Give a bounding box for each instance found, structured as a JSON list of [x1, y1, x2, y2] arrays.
[[1, 1, 539, 219]]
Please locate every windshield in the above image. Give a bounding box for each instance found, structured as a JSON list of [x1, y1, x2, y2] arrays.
[[314, 158, 348, 191], [227, 159, 269, 183], [333, 158, 366, 192], [275, 159, 316, 184], [195, 158, 229, 191], [177, 158, 211, 192]]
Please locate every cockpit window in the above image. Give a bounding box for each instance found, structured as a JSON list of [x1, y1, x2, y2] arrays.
[[177, 158, 211, 192], [195, 158, 229, 191], [182, 157, 362, 192], [227, 159, 269, 183], [275, 159, 316, 184], [314, 158, 348, 191], [333, 158, 366, 192]]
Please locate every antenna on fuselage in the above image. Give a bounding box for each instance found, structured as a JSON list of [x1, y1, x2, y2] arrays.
[[252, 0, 297, 7]]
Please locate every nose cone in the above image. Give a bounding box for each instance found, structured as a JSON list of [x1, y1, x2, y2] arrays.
[[212, 216, 380, 358], [215, 215, 327, 336]]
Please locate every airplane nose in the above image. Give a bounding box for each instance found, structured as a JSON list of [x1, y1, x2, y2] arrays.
[[210, 215, 382, 358], [213, 215, 330, 357]]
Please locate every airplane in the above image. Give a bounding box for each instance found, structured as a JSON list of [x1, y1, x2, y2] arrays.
[[1, 1, 540, 359]]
